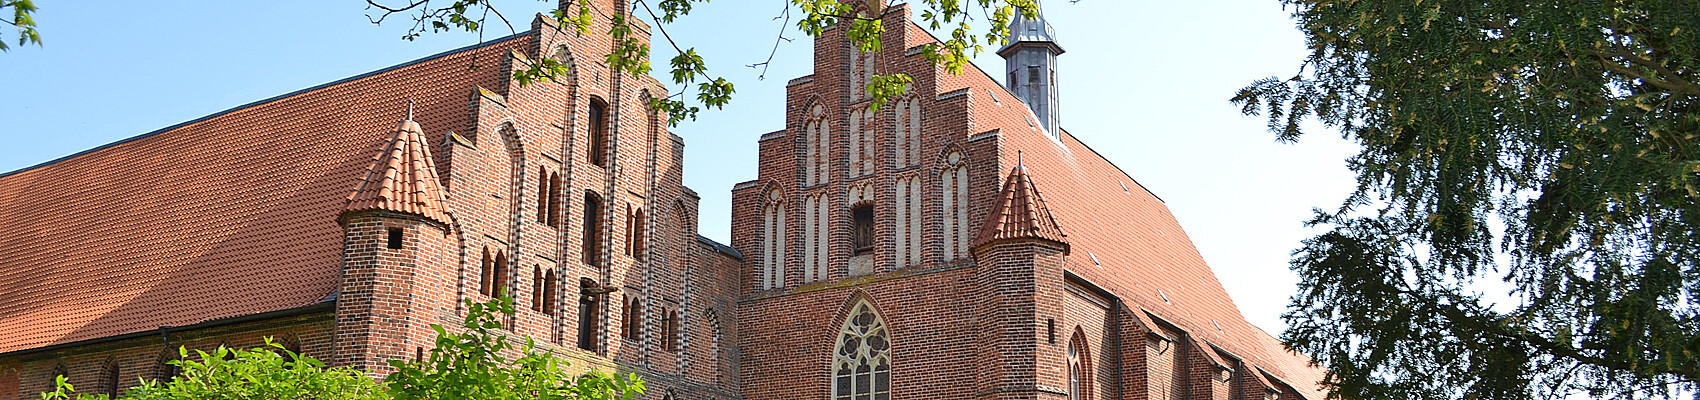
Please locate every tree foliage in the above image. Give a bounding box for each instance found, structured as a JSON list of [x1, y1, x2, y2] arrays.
[[1233, 1, 1700, 399], [1, 0, 40, 51], [40, 297, 641, 400], [364, 0, 1038, 122]]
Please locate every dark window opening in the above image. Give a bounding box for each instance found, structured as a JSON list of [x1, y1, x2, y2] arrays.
[[547, 172, 561, 227], [1047, 318, 1056, 344], [387, 228, 404, 250], [582, 191, 604, 268], [543, 270, 558, 315], [101, 357, 119, 398], [1008, 70, 1017, 91], [577, 281, 601, 352], [852, 204, 874, 255], [537, 166, 550, 224], [662, 309, 679, 352], [493, 251, 509, 298], [479, 248, 494, 297], [588, 98, 609, 167], [623, 295, 644, 341], [531, 266, 545, 312]]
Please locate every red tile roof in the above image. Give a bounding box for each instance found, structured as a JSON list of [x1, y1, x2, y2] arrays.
[[343, 115, 450, 226], [972, 163, 1069, 253], [0, 34, 520, 354], [911, 19, 1331, 397]]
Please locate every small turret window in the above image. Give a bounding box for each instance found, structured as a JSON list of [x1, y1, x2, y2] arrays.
[[387, 228, 403, 250]]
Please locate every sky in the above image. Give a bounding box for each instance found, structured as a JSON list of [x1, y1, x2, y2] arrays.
[[0, 0, 1359, 336]]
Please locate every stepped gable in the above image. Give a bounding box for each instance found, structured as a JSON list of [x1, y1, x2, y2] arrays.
[[343, 108, 450, 227], [0, 34, 523, 354], [915, 22, 1329, 397], [972, 160, 1069, 253]]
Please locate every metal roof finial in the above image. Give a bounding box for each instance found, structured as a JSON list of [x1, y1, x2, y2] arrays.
[[1017, 150, 1024, 170], [406, 99, 414, 121]]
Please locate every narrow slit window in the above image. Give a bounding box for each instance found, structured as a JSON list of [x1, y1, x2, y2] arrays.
[[387, 228, 403, 249]]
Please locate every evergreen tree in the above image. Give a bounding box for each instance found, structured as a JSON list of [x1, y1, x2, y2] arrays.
[[1233, 1, 1700, 399]]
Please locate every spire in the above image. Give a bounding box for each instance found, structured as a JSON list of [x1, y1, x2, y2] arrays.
[[344, 107, 450, 227], [973, 162, 1069, 253], [998, 1, 1064, 139]]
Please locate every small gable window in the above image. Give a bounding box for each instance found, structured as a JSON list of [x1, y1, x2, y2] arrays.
[[588, 97, 609, 167], [851, 203, 874, 255]]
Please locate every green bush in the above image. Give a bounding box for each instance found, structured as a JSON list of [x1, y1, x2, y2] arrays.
[[43, 296, 642, 400]]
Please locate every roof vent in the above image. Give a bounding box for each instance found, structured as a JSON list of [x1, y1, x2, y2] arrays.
[[1158, 289, 1170, 304], [989, 89, 1000, 104], [1088, 251, 1101, 267], [1213, 319, 1224, 332], [1119, 180, 1129, 193]]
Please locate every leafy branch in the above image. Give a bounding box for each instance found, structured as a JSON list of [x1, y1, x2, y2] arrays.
[[1, 0, 40, 51]]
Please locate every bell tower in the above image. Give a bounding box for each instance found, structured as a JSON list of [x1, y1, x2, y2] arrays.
[[998, 1, 1064, 139]]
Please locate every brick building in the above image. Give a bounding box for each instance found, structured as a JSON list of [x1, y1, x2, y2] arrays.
[[0, 1, 1327, 400]]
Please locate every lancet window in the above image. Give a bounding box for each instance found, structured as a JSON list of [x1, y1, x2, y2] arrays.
[[892, 96, 921, 167], [848, 108, 874, 177], [940, 151, 970, 260], [805, 105, 830, 186], [761, 188, 787, 289], [893, 176, 922, 268], [803, 193, 830, 282]]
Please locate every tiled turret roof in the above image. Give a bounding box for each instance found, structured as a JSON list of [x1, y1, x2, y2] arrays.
[[344, 109, 450, 227], [972, 161, 1069, 253]]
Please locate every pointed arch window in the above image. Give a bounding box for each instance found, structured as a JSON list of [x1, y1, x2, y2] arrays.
[[623, 295, 644, 342], [893, 176, 921, 268], [100, 357, 120, 398], [761, 188, 787, 289], [941, 151, 970, 260], [588, 97, 610, 167], [832, 300, 890, 400], [805, 104, 830, 186], [531, 266, 545, 312], [543, 270, 559, 315], [547, 172, 562, 226], [583, 191, 604, 268], [893, 96, 921, 167], [479, 247, 494, 297], [537, 166, 550, 224], [662, 308, 680, 352], [803, 193, 830, 282], [626, 206, 647, 262], [492, 251, 509, 298], [1069, 331, 1092, 400]]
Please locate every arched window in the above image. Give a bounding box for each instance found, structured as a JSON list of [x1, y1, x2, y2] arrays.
[[588, 97, 609, 167], [761, 188, 787, 289], [805, 104, 829, 186], [832, 299, 890, 400], [662, 309, 680, 352], [626, 206, 647, 262], [582, 191, 604, 268], [940, 151, 969, 260], [1069, 330, 1092, 400], [893, 176, 921, 268], [849, 108, 866, 177], [100, 357, 119, 398], [155, 348, 179, 382], [537, 166, 549, 224], [577, 279, 601, 352], [803, 193, 830, 282], [531, 266, 544, 312], [493, 251, 509, 298], [547, 172, 561, 227], [479, 247, 494, 297], [543, 269, 558, 316], [623, 295, 644, 341], [893, 96, 921, 167]]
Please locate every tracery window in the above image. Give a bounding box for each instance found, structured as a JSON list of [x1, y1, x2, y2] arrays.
[[832, 300, 890, 400], [1069, 331, 1092, 400]]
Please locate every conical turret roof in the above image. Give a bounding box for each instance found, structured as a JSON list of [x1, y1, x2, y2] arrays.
[[973, 162, 1069, 253], [344, 108, 450, 226]]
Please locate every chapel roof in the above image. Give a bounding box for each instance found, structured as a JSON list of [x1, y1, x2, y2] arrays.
[[0, 33, 523, 354]]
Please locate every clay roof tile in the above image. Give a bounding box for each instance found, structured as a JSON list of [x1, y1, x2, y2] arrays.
[[343, 114, 450, 227], [972, 162, 1069, 253]]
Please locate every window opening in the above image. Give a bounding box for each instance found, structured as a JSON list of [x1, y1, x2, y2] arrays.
[[588, 98, 609, 167], [852, 204, 875, 255], [387, 228, 404, 250], [577, 281, 601, 352], [532, 266, 544, 312], [832, 300, 890, 400], [582, 191, 604, 268], [479, 248, 494, 297], [662, 309, 680, 352], [493, 251, 509, 298], [1047, 318, 1057, 344], [623, 295, 644, 341]]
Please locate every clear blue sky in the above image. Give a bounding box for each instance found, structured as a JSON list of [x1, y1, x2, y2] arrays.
[[0, 0, 1359, 335]]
